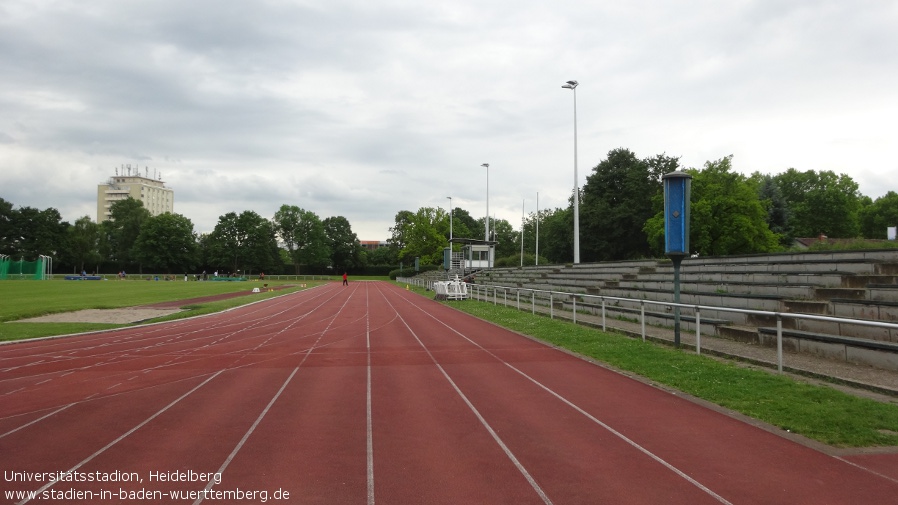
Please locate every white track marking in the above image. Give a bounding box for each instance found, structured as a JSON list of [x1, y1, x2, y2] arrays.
[[17, 371, 223, 505], [376, 286, 553, 505], [0, 403, 74, 440], [192, 367, 299, 505], [366, 283, 375, 505], [393, 286, 735, 505], [194, 284, 360, 504]]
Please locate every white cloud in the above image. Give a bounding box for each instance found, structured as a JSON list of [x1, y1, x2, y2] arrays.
[[1, 0, 896, 240]]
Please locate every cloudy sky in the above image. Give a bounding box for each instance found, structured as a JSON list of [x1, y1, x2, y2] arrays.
[[1, 0, 896, 240]]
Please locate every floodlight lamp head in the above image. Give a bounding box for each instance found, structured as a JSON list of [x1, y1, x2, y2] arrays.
[[481, 163, 489, 168], [562, 80, 578, 89]]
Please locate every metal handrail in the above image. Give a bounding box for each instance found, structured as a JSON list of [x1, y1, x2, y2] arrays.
[[398, 277, 898, 374]]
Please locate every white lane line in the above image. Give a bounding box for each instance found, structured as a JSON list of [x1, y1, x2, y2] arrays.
[[194, 284, 357, 505], [0, 403, 74, 440], [378, 286, 553, 505], [833, 455, 898, 485], [17, 371, 223, 505], [366, 283, 375, 505], [192, 367, 299, 505], [400, 289, 734, 505]]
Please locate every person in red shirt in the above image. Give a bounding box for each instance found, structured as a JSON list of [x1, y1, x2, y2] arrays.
[[342, 272, 348, 286]]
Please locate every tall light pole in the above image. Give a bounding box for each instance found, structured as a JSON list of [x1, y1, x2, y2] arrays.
[[481, 163, 490, 242], [446, 196, 453, 242], [520, 198, 525, 267], [562, 80, 580, 264], [535, 191, 539, 265]]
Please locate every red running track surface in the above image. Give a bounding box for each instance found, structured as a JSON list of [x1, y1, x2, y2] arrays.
[[2, 281, 897, 504]]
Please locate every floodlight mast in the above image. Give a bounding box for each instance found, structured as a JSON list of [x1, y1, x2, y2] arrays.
[[562, 79, 580, 264], [481, 163, 489, 242], [446, 196, 453, 241]]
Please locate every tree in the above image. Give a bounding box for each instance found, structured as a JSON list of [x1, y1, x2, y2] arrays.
[[9, 206, 69, 260], [67, 216, 102, 273], [450, 207, 481, 241], [207, 211, 279, 275], [644, 156, 780, 256], [860, 191, 898, 239], [388, 210, 415, 250], [752, 173, 793, 247], [323, 216, 363, 272], [773, 168, 861, 238], [133, 213, 198, 273], [580, 149, 672, 261], [492, 218, 517, 258], [397, 207, 449, 265], [368, 244, 399, 266], [0, 197, 14, 255], [537, 207, 573, 264], [101, 198, 151, 269], [274, 205, 329, 273]]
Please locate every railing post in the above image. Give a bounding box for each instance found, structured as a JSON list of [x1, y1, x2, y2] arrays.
[[493, 287, 497, 306], [573, 296, 577, 324], [550, 293, 554, 319], [601, 298, 606, 332], [532, 291, 535, 315], [640, 300, 645, 342], [777, 315, 783, 373], [517, 290, 520, 310], [695, 307, 701, 355]]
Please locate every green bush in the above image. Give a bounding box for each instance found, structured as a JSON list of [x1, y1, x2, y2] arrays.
[[494, 253, 550, 267]]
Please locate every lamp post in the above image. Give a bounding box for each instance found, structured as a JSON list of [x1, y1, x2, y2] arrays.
[[536, 192, 539, 265], [520, 198, 525, 267], [482, 163, 490, 242], [446, 196, 453, 242], [562, 80, 580, 264]]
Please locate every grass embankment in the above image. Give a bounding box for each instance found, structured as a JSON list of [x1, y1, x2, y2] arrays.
[[0, 279, 320, 341], [405, 284, 898, 448]]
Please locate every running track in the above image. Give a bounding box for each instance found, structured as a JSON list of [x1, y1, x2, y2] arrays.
[[2, 281, 897, 504]]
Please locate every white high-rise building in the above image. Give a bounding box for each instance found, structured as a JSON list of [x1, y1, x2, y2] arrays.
[[96, 167, 174, 222]]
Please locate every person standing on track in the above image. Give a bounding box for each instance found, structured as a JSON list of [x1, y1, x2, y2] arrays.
[[342, 272, 348, 286]]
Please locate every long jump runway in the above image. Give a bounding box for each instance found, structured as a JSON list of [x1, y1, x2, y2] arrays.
[[2, 282, 897, 504]]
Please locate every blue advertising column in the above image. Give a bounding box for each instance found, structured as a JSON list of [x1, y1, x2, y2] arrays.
[[663, 171, 692, 347]]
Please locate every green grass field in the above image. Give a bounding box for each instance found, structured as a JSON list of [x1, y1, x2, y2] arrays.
[[0, 278, 320, 341]]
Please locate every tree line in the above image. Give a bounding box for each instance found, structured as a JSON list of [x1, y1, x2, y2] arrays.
[[0, 199, 371, 276], [389, 148, 898, 266], [2, 148, 897, 274]]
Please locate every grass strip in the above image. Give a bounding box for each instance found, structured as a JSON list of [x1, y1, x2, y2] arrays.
[[412, 285, 898, 448], [0, 281, 317, 341]]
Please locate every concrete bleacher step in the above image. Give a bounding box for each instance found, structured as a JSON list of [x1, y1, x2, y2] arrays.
[[813, 287, 866, 300], [783, 300, 830, 314], [757, 327, 898, 371], [718, 325, 761, 343], [476, 248, 898, 371], [868, 285, 898, 303], [842, 275, 898, 288]]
